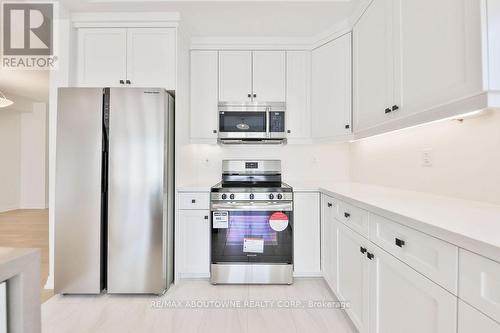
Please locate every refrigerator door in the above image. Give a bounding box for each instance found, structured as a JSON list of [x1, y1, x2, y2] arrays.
[[55, 88, 104, 294], [107, 88, 167, 294]]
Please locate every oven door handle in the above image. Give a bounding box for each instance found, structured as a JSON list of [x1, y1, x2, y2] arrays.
[[211, 202, 293, 212]]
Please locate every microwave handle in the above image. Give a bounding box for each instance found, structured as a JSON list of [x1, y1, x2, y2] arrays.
[[211, 201, 292, 212], [266, 106, 270, 136]]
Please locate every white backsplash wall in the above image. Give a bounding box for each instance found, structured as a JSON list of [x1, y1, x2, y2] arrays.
[[350, 109, 500, 205], [178, 143, 350, 188]]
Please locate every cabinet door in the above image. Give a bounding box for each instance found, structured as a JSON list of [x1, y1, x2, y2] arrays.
[[190, 51, 218, 140], [458, 300, 500, 333], [293, 192, 321, 275], [353, 0, 395, 132], [370, 244, 457, 333], [219, 51, 252, 102], [394, 0, 482, 118], [311, 33, 352, 140], [337, 223, 371, 333], [321, 195, 339, 292], [178, 210, 210, 277], [126, 28, 176, 89], [77, 28, 127, 87], [252, 51, 286, 102], [286, 51, 311, 140]]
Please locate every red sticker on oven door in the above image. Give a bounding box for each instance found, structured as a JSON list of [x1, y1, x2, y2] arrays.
[[269, 212, 288, 232]]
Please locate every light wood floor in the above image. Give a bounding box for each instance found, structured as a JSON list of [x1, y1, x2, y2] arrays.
[[0, 209, 53, 302], [42, 278, 356, 333]]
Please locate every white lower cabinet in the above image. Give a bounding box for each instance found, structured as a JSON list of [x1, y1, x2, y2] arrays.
[[337, 223, 371, 333], [370, 243, 457, 333], [458, 300, 500, 333], [293, 192, 321, 276], [177, 205, 211, 278], [321, 194, 339, 291]]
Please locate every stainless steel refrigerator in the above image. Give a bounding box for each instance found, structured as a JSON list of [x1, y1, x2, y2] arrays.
[[55, 88, 174, 295]]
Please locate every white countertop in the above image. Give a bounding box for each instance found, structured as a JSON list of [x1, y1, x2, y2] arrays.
[[319, 182, 500, 262]]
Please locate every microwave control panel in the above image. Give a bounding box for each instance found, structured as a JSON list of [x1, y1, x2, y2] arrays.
[[269, 112, 285, 133]]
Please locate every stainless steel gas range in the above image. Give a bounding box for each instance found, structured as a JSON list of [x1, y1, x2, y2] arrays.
[[210, 160, 293, 284]]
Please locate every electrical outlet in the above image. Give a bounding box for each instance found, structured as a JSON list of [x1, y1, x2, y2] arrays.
[[421, 149, 433, 167]]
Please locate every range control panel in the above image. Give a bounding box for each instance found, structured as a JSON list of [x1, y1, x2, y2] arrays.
[[211, 192, 293, 201]]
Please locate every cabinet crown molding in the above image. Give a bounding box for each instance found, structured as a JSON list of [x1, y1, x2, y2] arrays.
[[72, 12, 180, 28]]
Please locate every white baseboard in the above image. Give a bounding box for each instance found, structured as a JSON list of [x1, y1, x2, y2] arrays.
[[293, 271, 323, 278], [0, 205, 19, 213]]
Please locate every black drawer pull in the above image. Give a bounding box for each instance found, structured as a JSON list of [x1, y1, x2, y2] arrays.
[[385, 108, 391, 114], [392, 105, 399, 111], [327, 203, 333, 208], [213, 130, 217, 134], [367, 252, 375, 260], [360, 247, 367, 254], [191, 199, 196, 204], [395, 238, 405, 247], [345, 124, 350, 129], [204, 216, 208, 220], [344, 212, 350, 218], [119, 80, 125, 84], [126, 80, 131, 84], [247, 94, 252, 98]]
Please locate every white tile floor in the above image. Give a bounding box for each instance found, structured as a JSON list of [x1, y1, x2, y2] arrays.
[[42, 278, 356, 333]]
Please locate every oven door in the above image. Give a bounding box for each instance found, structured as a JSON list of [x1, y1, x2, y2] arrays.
[[211, 202, 293, 264], [218, 110, 268, 139]]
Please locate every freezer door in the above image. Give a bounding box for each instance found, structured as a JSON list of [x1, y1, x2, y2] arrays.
[[55, 88, 104, 294], [107, 88, 167, 294]]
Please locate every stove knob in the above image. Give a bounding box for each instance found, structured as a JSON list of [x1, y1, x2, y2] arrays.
[[269, 194, 274, 200], [221, 194, 227, 200], [230, 194, 235, 200], [277, 194, 283, 200], [249, 194, 255, 200]]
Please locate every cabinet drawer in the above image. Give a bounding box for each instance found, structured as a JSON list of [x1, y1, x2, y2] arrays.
[[370, 213, 458, 294], [458, 300, 500, 333], [178, 193, 210, 210], [335, 201, 370, 238], [459, 249, 500, 323]]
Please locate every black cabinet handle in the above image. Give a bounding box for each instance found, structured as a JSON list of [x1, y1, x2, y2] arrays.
[[247, 94, 252, 98], [367, 252, 375, 260], [204, 216, 208, 220], [287, 130, 291, 134], [253, 93, 257, 98], [191, 199, 196, 203], [395, 238, 405, 247], [327, 202, 333, 208], [119, 80, 125, 84], [344, 212, 350, 218], [126, 80, 131, 84], [360, 247, 367, 254], [392, 105, 399, 111], [385, 108, 392, 114], [213, 130, 217, 134], [345, 124, 350, 129]]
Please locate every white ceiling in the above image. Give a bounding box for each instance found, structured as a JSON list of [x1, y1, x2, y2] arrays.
[[61, 0, 360, 37], [0, 70, 49, 104]]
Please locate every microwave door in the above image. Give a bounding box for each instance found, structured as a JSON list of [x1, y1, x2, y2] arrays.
[[218, 111, 267, 139]]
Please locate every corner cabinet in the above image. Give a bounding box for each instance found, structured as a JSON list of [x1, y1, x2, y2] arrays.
[[353, 0, 500, 138], [311, 33, 352, 141], [77, 27, 176, 89]]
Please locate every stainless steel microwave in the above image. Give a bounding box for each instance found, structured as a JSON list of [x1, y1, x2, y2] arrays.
[[218, 102, 286, 144]]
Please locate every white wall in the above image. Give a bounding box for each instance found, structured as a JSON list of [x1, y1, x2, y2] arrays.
[[20, 103, 47, 208], [177, 143, 350, 188], [0, 110, 21, 212], [350, 109, 500, 205]]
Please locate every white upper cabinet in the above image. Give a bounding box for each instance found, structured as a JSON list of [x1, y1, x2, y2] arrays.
[[252, 51, 286, 102], [126, 28, 176, 89], [353, 0, 500, 138], [394, 0, 483, 119], [77, 28, 127, 87], [218, 51, 286, 103], [353, 0, 395, 133], [311, 33, 352, 141], [190, 50, 219, 141], [77, 27, 176, 89], [286, 51, 311, 141], [218, 51, 253, 102]]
